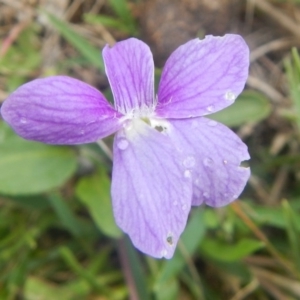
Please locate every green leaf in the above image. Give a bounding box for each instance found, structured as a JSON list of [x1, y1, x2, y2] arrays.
[[75, 167, 122, 238], [48, 194, 84, 237], [200, 238, 265, 262], [46, 13, 104, 70], [154, 278, 179, 300], [5, 195, 50, 210], [209, 90, 271, 127], [246, 201, 300, 231], [24, 276, 89, 300], [0, 140, 77, 195]]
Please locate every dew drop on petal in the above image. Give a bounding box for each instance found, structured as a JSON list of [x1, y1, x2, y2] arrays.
[[207, 105, 214, 112], [184, 170, 192, 178], [203, 157, 214, 167], [223, 160, 228, 165], [123, 121, 133, 131], [233, 194, 238, 200], [117, 138, 129, 150], [203, 192, 209, 198], [182, 204, 187, 210], [183, 156, 196, 168], [225, 91, 236, 102], [207, 120, 217, 127], [20, 117, 27, 124], [194, 178, 200, 186], [80, 129, 85, 135], [161, 249, 168, 257]]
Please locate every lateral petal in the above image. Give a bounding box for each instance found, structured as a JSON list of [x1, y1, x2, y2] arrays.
[[111, 119, 192, 258], [167, 117, 250, 207], [103, 38, 155, 116], [1, 76, 123, 144], [156, 35, 249, 118]]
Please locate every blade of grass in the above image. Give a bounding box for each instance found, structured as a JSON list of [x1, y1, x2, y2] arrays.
[[282, 200, 300, 271], [47, 194, 83, 238], [46, 13, 104, 70], [118, 237, 150, 300], [59, 246, 110, 295]]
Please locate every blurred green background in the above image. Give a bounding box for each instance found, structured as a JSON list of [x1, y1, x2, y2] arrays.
[[1, 0, 300, 299]]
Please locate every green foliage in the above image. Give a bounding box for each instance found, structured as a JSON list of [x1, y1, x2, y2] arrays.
[[0, 25, 42, 91], [76, 167, 122, 238], [84, 1, 138, 37], [0, 129, 77, 195], [200, 238, 265, 262]]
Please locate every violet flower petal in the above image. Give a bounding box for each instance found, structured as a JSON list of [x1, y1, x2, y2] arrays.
[[1, 76, 123, 144], [156, 34, 249, 118], [103, 38, 155, 115], [111, 119, 193, 258], [168, 117, 250, 207]]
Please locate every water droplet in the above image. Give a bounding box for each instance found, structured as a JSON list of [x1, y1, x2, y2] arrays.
[[203, 192, 209, 198], [195, 178, 200, 186], [117, 138, 129, 150], [123, 121, 132, 131], [184, 170, 191, 178], [20, 117, 27, 124], [182, 204, 187, 210], [225, 91, 236, 102], [233, 194, 238, 199], [207, 120, 217, 127], [183, 156, 196, 168], [203, 157, 213, 167], [80, 129, 85, 135], [207, 105, 214, 112], [223, 160, 228, 165], [161, 249, 167, 257]]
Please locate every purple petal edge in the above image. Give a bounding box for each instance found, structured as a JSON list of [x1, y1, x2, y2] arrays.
[[156, 34, 249, 118], [167, 117, 250, 207], [103, 38, 155, 115], [1, 76, 123, 144]]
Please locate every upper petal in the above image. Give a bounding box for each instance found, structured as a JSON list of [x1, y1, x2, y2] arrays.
[[156, 34, 249, 118], [111, 119, 193, 259], [102, 38, 155, 116], [167, 117, 250, 207], [1, 76, 123, 144]]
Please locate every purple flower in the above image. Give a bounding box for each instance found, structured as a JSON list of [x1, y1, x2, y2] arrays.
[[1, 35, 250, 258]]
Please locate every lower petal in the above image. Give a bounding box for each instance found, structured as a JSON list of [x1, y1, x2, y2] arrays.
[[167, 117, 250, 207], [111, 119, 192, 259]]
